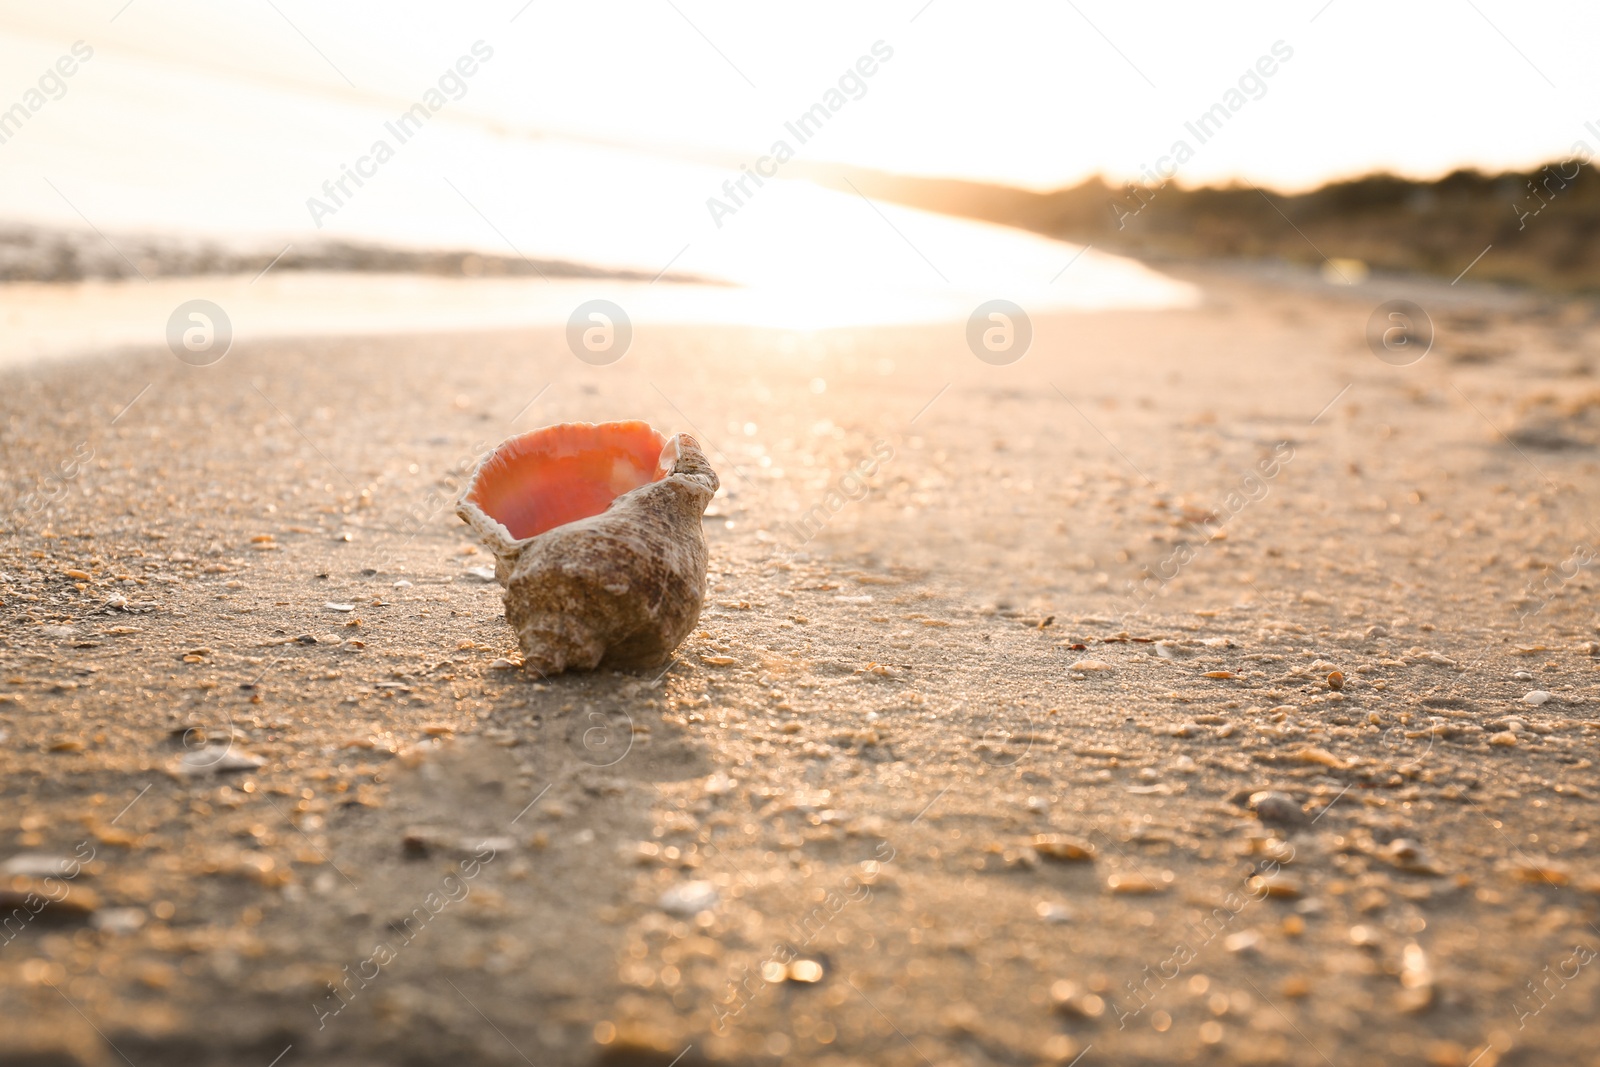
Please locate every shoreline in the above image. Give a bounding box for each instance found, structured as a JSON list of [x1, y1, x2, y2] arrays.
[[1, 252, 1558, 374], [0, 255, 1196, 370]]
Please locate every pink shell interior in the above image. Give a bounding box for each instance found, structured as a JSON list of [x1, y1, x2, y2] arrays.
[[465, 421, 669, 540]]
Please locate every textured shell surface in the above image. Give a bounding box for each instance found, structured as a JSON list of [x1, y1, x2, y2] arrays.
[[456, 421, 719, 676]]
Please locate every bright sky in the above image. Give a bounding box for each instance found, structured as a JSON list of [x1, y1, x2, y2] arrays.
[[1, 0, 1587, 350], [2, 0, 1596, 194]]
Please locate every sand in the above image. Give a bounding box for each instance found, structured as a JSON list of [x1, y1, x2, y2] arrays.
[[3, 262, 1600, 1066]]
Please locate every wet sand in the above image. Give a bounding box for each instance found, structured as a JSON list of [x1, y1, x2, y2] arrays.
[[3, 264, 1600, 1066]]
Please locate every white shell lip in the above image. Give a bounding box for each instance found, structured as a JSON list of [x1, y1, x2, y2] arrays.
[[656, 435, 682, 474], [454, 494, 524, 583], [455, 421, 683, 585]]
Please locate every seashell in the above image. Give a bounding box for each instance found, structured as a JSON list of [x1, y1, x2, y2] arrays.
[[456, 421, 720, 676]]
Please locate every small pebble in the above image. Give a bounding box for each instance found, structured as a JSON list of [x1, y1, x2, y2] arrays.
[[1068, 659, 1113, 672], [1349, 924, 1380, 947], [1509, 861, 1570, 886], [1250, 873, 1304, 899], [176, 747, 265, 776], [1249, 790, 1306, 826], [402, 829, 516, 858], [1294, 746, 1347, 770], [1035, 902, 1074, 924], [1511, 671, 1533, 681], [1522, 690, 1552, 706], [1385, 839, 1443, 875], [1106, 872, 1165, 894], [658, 880, 719, 916], [1397, 942, 1434, 1012], [786, 958, 825, 984], [1, 854, 79, 878], [1033, 834, 1095, 862], [92, 907, 146, 935], [1224, 930, 1262, 954], [1044, 1035, 1083, 1061], [0, 886, 97, 920], [1049, 980, 1104, 1019]]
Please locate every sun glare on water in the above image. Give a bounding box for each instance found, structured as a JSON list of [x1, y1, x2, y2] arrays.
[[0, 13, 1200, 365]]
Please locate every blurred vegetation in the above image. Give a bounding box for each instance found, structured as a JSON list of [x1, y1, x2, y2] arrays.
[[807, 158, 1600, 292]]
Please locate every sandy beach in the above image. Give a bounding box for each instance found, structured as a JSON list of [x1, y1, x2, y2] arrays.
[[2, 260, 1598, 1066]]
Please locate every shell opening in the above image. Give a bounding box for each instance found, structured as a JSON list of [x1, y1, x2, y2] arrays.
[[464, 421, 668, 540]]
